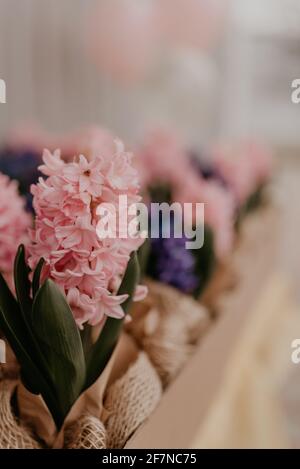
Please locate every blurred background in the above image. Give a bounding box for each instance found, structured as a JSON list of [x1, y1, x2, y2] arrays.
[[0, 0, 299, 449], [1, 0, 300, 146]]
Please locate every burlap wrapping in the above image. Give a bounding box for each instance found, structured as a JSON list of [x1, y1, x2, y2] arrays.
[[0, 334, 161, 449], [0, 381, 41, 449], [104, 351, 162, 449], [0, 381, 107, 449], [16, 329, 122, 448], [126, 279, 211, 386], [64, 414, 106, 449]]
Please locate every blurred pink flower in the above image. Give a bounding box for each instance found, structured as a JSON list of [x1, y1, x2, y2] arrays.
[[0, 173, 31, 274], [6, 124, 117, 166], [137, 128, 235, 259], [59, 126, 118, 163], [212, 141, 272, 205], [27, 140, 145, 328], [136, 128, 192, 189], [175, 174, 235, 259], [87, 0, 159, 85], [6, 123, 55, 153]]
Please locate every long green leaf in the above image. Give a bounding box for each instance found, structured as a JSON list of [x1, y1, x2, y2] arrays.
[[32, 258, 45, 299], [84, 252, 140, 390], [137, 238, 150, 279], [80, 324, 93, 363], [117, 251, 140, 314], [0, 272, 41, 389], [0, 307, 62, 428], [0, 303, 60, 416], [14, 245, 32, 318], [0, 271, 59, 404], [0, 306, 39, 394], [0, 267, 54, 387], [32, 280, 86, 423], [0, 305, 63, 428]]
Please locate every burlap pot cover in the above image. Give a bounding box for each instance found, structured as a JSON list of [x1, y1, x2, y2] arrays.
[[63, 334, 138, 449], [0, 380, 107, 449], [0, 381, 40, 449], [104, 351, 162, 449], [16, 328, 130, 449], [126, 279, 211, 385], [64, 414, 106, 449], [2, 334, 149, 449]]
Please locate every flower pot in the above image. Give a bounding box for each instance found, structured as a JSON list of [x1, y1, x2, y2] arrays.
[[0, 381, 40, 449], [104, 350, 162, 448], [126, 279, 211, 386]]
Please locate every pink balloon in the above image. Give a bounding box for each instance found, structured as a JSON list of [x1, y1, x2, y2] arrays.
[[157, 0, 227, 50], [87, 0, 159, 85]]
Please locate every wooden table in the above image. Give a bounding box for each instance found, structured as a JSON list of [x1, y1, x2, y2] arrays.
[[126, 207, 299, 449]]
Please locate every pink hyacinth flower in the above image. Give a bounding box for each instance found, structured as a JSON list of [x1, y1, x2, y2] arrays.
[[28, 138, 146, 328], [0, 173, 31, 279]]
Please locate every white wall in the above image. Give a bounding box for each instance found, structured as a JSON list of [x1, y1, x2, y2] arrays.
[[2, 0, 297, 148], [219, 0, 300, 147], [0, 0, 221, 146]]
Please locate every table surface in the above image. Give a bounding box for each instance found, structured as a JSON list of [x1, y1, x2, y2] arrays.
[[127, 206, 294, 449]]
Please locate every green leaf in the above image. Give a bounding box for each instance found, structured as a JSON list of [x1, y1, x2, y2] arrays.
[[32, 280, 86, 423], [0, 271, 21, 320], [14, 245, 32, 318], [84, 252, 140, 390], [149, 183, 172, 204], [0, 305, 40, 395], [0, 272, 56, 397], [137, 238, 150, 279], [117, 251, 140, 314], [32, 258, 45, 299], [0, 306, 62, 427], [80, 324, 93, 362], [0, 272, 38, 389], [0, 263, 53, 380]]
